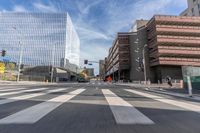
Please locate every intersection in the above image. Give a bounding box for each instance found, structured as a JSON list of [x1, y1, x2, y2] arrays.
[[0, 82, 199, 133]]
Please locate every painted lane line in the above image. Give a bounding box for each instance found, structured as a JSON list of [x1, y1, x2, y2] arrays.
[[0, 88, 28, 92], [0, 88, 49, 97], [102, 89, 154, 125], [0, 88, 68, 105], [126, 89, 200, 113], [0, 89, 85, 124]]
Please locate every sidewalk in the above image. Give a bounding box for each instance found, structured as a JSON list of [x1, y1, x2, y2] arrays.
[[116, 83, 200, 101], [0, 80, 80, 86], [0, 80, 51, 85]]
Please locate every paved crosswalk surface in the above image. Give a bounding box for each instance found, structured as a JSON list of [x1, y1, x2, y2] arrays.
[[0, 84, 199, 133]]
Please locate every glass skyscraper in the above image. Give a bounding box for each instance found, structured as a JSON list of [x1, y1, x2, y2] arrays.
[[0, 12, 80, 67]]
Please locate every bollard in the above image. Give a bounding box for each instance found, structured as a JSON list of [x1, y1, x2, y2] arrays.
[[187, 76, 193, 97]]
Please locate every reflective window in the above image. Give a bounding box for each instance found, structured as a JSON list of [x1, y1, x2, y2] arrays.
[[0, 13, 80, 67]]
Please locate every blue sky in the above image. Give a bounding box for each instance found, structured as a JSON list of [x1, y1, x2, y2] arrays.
[[0, 0, 187, 74]]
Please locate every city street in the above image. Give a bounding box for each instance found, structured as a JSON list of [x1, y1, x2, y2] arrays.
[[0, 82, 199, 133]]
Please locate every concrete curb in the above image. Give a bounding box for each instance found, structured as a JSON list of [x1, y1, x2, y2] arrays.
[[116, 83, 200, 102]]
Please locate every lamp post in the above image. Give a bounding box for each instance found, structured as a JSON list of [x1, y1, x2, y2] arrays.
[[12, 27, 24, 82], [51, 44, 55, 83], [143, 44, 148, 85]]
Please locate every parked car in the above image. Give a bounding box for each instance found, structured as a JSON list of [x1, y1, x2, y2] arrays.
[[77, 78, 89, 83]]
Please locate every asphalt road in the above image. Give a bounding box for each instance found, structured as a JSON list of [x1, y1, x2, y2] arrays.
[[0, 82, 199, 133]]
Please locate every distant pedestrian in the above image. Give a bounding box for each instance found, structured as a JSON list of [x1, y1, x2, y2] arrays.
[[166, 76, 172, 87]]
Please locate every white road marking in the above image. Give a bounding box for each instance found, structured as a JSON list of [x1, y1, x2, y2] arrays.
[[102, 89, 154, 125], [0, 88, 49, 97], [0, 88, 27, 92], [0, 89, 85, 124], [0, 88, 68, 105], [126, 89, 200, 113]]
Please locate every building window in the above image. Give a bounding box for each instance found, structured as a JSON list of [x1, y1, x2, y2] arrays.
[[193, 0, 196, 3]]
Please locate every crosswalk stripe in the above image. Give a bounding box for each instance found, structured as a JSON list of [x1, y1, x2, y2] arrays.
[[125, 89, 200, 113], [0, 88, 68, 105], [0, 88, 27, 92], [102, 89, 154, 125], [0, 88, 85, 124], [0, 88, 49, 97], [0, 87, 14, 90]]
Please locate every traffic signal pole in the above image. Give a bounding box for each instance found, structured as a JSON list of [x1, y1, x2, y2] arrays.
[[17, 41, 23, 82]]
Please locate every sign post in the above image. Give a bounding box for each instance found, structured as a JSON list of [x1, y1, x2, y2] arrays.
[[187, 76, 193, 97]]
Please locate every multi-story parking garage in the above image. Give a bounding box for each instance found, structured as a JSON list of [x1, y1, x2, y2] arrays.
[[147, 15, 200, 83], [105, 32, 132, 81]]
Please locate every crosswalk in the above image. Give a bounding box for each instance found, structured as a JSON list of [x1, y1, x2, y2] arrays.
[[102, 89, 154, 124], [0, 89, 85, 124], [87, 82, 112, 85], [0, 88, 69, 105], [0, 86, 199, 125]]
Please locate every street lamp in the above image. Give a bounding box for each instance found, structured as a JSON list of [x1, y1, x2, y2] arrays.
[[143, 44, 148, 85], [51, 44, 56, 83], [12, 26, 24, 82]]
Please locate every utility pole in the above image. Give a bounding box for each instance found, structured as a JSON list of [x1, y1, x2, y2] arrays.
[[12, 27, 24, 82], [17, 41, 23, 82], [143, 44, 148, 85], [51, 45, 55, 83], [112, 54, 115, 82]]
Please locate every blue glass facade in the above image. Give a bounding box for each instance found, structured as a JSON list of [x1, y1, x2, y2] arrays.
[[0, 12, 80, 67]]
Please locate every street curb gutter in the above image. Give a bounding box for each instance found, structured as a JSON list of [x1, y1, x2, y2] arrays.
[[116, 84, 200, 102]]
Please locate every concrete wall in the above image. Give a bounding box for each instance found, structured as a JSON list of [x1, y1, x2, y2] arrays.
[[151, 66, 183, 83], [129, 27, 151, 82], [181, 0, 200, 16]]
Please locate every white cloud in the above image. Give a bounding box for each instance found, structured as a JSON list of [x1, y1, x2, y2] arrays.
[[33, 2, 58, 12], [0, 5, 28, 13], [77, 27, 112, 41], [13, 5, 28, 12], [76, 0, 103, 15], [0, 9, 9, 13]]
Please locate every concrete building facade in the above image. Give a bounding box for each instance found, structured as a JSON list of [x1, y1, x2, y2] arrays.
[[103, 15, 200, 84], [99, 60, 106, 80], [129, 20, 149, 82], [104, 20, 149, 82], [105, 32, 131, 81], [146, 15, 200, 83], [181, 0, 200, 16]]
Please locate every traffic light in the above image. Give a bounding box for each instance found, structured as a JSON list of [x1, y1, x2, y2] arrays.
[[1, 50, 6, 57], [84, 60, 88, 64]]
